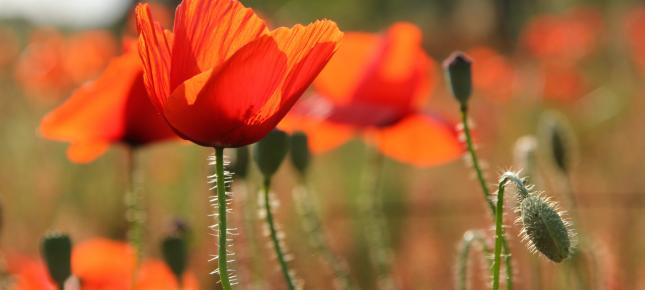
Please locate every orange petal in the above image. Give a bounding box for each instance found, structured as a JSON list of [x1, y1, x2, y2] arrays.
[[66, 142, 110, 163], [72, 239, 136, 288], [170, 0, 267, 90], [39, 51, 141, 144], [313, 32, 379, 104], [135, 261, 200, 290], [164, 36, 288, 147], [369, 114, 464, 167], [278, 113, 354, 153], [136, 3, 173, 111]]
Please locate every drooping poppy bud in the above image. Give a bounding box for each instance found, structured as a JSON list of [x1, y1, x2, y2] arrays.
[[41, 233, 72, 289], [254, 129, 290, 179], [232, 146, 250, 180], [519, 195, 574, 262], [538, 111, 575, 174], [289, 132, 311, 177], [443, 52, 473, 106], [161, 234, 187, 284]]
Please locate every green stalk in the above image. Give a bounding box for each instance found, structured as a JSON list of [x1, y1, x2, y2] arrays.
[[492, 180, 507, 290], [125, 148, 144, 266], [262, 178, 297, 290], [456, 230, 492, 290], [214, 147, 233, 290], [460, 105, 513, 290]]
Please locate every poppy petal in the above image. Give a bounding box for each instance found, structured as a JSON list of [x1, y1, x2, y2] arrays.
[[368, 114, 464, 167], [72, 239, 136, 288], [135, 3, 173, 111], [66, 142, 110, 163], [170, 0, 267, 90], [164, 36, 288, 147], [313, 32, 379, 104], [278, 113, 354, 153]]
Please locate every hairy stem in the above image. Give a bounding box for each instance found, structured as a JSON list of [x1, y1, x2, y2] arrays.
[[214, 147, 233, 290], [492, 180, 508, 290], [262, 178, 297, 290], [456, 230, 491, 290], [460, 105, 514, 290], [293, 184, 358, 290], [125, 148, 144, 266]]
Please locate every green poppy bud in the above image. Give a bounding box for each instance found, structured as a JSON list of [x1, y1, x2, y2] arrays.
[[162, 235, 187, 283], [289, 132, 310, 176], [443, 51, 473, 106], [539, 111, 575, 174], [41, 233, 72, 289], [519, 195, 573, 262], [254, 129, 290, 178], [232, 146, 250, 180]]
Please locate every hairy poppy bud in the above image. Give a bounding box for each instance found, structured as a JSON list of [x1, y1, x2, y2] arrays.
[[289, 132, 311, 176], [162, 234, 187, 283], [443, 51, 473, 106], [41, 233, 72, 288], [232, 146, 250, 180], [519, 195, 573, 262], [254, 129, 290, 178]]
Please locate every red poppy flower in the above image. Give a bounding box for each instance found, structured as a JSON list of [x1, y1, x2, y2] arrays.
[[625, 6, 645, 76], [467, 46, 516, 102], [521, 7, 602, 64], [39, 41, 177, 163], [280, 22, 464, 167], [135, 0, 343, 148]]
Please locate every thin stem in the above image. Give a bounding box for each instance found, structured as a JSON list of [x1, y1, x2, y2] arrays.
[[460, 105, 514, 290], [456, 230, 491, 290], [214, 147, 233, 290], [125, 148, 144, 266], [262, 178, 297, 290], [492, 181, 507, 290], [293, 182, 359, 290]]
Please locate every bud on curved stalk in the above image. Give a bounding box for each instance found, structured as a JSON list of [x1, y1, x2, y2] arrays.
[[162, 234, 188, 285], [538, 111, 576, 175], [41, 233, 72, 290], [443, 52, 473, 106], [519, 195, 574, 263], [254, 129, 299, 290]]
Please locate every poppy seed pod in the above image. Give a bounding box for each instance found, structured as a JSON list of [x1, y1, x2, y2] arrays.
[[41, 233, 72, 288], [254, 129, 290, 178], [519, 195, 573, 262], [443, 52, 473, 106], [162, 235, 187, 283], [289, 132, 310, 176], [232, 146, 250, 180]]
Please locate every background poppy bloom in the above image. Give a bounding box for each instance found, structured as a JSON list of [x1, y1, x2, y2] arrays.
[[280, 22, 464, 167], [39, 42, 177, 163], [135, 0, 343, 148]]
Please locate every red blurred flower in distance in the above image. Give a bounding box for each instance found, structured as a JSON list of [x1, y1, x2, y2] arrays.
[[540, 63, 589, 102], [135, 0, 343, 148], [625, 6, 645, 76], [63, 31, 117, 84], [467, 46, 516, 101], [8, 239, 199, 290], [280, 22, 464, 167], [521, 7, 602, 65], [40, 41, 177, 163]]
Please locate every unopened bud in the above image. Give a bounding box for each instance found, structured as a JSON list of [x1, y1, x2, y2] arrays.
[[254, 129, 290, 178], [443, 51, 473, 106]]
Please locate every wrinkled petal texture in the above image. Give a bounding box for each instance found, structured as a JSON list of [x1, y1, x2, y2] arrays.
[[40, 48, 176, 163], [369, 114, 464, 167], [313, 22, 433, 127], [137, 0, 342, 147]]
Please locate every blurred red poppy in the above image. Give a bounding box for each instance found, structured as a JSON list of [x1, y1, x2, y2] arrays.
[[625, 6, 645, 76], [539, 63, 589, 102], [280, 22, 464, 167], [63, 31, 117, 84], [135, 0, 343, 148], [8, 239, 199, 290], [521, 8, 602, 65], [40, 41, 177, 163], [467, 46, 516, 101]]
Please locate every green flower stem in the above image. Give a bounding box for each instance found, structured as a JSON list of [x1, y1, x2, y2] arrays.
[[125, 148, 144, 266], [460, 105, 513, 290], [262, 178, 297, 290], [456, 230, 492, 290], [293, 183, 359, 290], [214, 147, 233, 290], [492, 179, 508, 290]]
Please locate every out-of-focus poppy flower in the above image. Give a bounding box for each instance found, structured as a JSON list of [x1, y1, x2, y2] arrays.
[[8, 239, 199, 290], [15, 29, 116, 102], [135, 0, 343, 148], [539, 64, 589, 102], [467, 46, 516, 101], [0, 27, 19, 72], [280, 22, 464, 167], [39, 41, 177, 163], [625, 7, 645, 76], [521, 8, 602, 64]]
